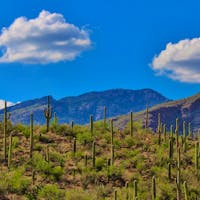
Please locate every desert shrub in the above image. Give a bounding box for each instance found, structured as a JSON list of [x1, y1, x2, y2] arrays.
[[95, 157, 105, 171], [32, 152, 51, 175], [77, 131, 93, 144], [50, 166, 63, 181], [38, 184, 65, 200], [14, 124, 30, 139], [0, 168, 31, 194]]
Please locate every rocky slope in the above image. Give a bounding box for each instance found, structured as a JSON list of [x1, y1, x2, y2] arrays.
[[114, 92, 200, 133]]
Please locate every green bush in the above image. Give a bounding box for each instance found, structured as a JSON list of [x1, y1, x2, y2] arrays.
[[38, 184, 65, 200]]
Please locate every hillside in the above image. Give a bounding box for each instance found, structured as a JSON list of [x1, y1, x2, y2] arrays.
[[0, 88, 169, 125], [0, 118, 198, 199], [114, 92, 200, 132]]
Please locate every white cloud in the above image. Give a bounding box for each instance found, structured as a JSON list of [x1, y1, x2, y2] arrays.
[[0, 100, 15, 109], [151, 38, 200, 83], [0, 10, 91, 64]]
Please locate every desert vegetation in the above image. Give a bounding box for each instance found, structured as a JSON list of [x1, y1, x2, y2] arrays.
[[0, 97, 199, 200]]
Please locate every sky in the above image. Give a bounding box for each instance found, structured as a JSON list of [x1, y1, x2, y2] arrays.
[[0, 0, 200, 103]]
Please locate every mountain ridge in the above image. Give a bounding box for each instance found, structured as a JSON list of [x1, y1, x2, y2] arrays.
[[0, 88, 169, 125]]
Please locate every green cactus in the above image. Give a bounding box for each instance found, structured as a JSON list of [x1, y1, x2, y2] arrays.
[[183, 181, 188, 200], [110, 119, 114, 145], [177, 147, 181, 170], [53, 112, 57, 124], [169, 139, 173, 159], [92, 141, 96, 169], [104, 106, 107, 131], [183, 121, 186, 139], [44, 96, 52, 133], [73, 137, 76, 157], [134, 180, 138, 199], [170, 124, 174, 139], [107, 158, 111, 181], [152, 176, 156, 200], [3, 101, 8, 162], [195, 141, 199, 173], [157, 113, 161, 145], [163, 124, 166, 141], [175, 118, 179, 148], [8, 133, 12, 169], [175, 176, 181, 200], [111, 144, 114, 166], [30, 113, 34, 159], [145, 107, 149, 131], [168, 163, 172, 182], [130, 111, 133, 136], [114, 189, 117, 200], [188, 122, 192, 138], [125, 181, 129, 200], [32, 170, 36, 185], [90, 115, 93, 135]]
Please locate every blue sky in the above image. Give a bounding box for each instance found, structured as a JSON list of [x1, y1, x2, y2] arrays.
[[0, 0, 200, 102]]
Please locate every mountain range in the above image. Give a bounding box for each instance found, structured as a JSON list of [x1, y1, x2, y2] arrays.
[[0, 88, 199, 132], [0, 88, 169, 125]]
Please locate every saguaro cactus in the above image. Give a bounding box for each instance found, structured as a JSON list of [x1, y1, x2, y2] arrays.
[[110, 119, 114, 145], [111, 144, 114, 166], [92, 141, 96, 169], [169, 139, 173, 159], [125, 181, 129, 200], [134, 180, 138, 199], [157, 113, 161, 145], [3, 101, 8, 162], [8, 133, 12, 169], [195, 141, 199, 173], [183, 181, 188, 200], [145, 107, 149, 131], [175, 118, 179, 148], [130, 111, 133, 136], [30, 113, 34, 159], [168, 163, 171, 180], [114, 190, 117, 200], [152, 176, 156, 200], [84, 154, 88, 167], [170, 124, 174, 139], [53, 112, 57, 124], [163, 124, 166, 141], [73, 137, 76, 156], [104, 106, 107, 131], [90, 115, 93, 135], [44, 96, 52, 133]]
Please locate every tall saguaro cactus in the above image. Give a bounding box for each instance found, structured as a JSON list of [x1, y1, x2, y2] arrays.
[[92, 141, 96, 169], [3, 101, 8, 162], [145, 107, 149, 131], [44, 96, 52, 133], [8, 133, 12, 169], [195, 141, 199, 173], [134, 180, 138, 199], [157, 113, 161, 145], [130, 111, 133, 136], [152, 176, 156, 200], [175, 118, 179, 148], [30, 113, 34, 159], [110, 119, 114, 145], [104, 106, 107, 131], [90, 115, 93, 135]]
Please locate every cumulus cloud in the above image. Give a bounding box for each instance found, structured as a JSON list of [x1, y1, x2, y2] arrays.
[[0, 10, 91, 64], [151, 38, 200, 83]]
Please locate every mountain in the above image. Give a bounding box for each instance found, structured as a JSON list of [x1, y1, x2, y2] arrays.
[[114, 92, 200, 133], [0, 88, 169, 125], [0, 100, 15, 109]]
